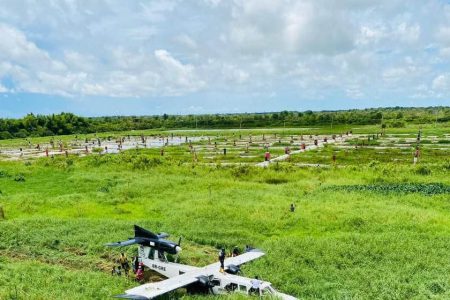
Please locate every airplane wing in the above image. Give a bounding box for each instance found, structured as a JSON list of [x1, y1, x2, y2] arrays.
[[201, 249, 265, 272], [223, 249, 265, 267], [114, 249, 265, 299], [115, 271, 200, 300]]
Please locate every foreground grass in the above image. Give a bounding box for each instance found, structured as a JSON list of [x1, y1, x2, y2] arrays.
[[0, 132, 449, 299]]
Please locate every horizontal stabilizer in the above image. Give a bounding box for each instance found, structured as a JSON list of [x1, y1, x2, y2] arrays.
[[105, 239, 138, 247], [157, 232, 169, 239], [114, 294, 149, 300]]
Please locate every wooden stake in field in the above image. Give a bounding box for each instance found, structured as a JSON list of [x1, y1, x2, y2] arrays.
[[0, 206, 4, 220]]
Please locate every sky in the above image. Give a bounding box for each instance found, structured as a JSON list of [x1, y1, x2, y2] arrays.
[[0, 0, 450, 118]]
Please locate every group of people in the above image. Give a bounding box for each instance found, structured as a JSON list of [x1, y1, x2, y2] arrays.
[[111, 252, 145, 282]]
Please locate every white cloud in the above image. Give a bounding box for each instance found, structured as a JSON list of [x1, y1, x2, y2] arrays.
[[432, 73, 450, 93], [221, 64, 249, 84], [0, 83, 7, 93], [395, 22, 421, 44], [0, 22, 204, 97], [0, 0, 449, 107], [174, 34, 197, 49], [0, 23, 64, 70], [436, 26, 450, 46], [229, 0, 355, 55], [154, 49, 205, 94]]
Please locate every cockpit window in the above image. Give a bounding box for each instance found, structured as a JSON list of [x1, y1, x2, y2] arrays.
[[262, 287, 273, 295], [211, 279, 221, 286]]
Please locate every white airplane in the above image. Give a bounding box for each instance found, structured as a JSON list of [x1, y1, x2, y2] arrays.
[[107, 225, 297, 300]]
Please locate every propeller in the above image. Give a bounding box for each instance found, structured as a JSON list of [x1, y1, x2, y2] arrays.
[[174, 237, 182, 262], [197, 275, 216, 294]]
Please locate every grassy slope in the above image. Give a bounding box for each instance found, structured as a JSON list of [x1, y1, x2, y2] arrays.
[[0, 126, 449, 299]]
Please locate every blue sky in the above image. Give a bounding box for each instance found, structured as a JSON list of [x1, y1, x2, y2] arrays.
[[0, 0, 449, 118]]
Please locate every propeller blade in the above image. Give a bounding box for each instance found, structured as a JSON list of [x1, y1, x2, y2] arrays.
[[178, 237, 182, 246]]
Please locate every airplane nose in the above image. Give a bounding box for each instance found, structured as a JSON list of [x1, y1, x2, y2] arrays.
[[175, 246, 182, 253]]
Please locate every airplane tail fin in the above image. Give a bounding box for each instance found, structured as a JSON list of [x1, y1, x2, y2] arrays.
[[134, 225, 158, 239]]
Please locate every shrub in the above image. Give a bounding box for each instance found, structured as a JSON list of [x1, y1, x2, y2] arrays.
[[0, 131, 13, 140], [427, 282, 446, 295], [442, 160, 450, 171], [264, 177, 288, 185], [231, 165, 251, 178], [92, 147, 103, 153], [327, 183, 450, 195], [390, 120, 406, 128], [414, 166, 431, 176], [132, 156, 162, 170], [345, 217, 366, 229], [14, 174, 26, 182], [368, 160, 379, 168]]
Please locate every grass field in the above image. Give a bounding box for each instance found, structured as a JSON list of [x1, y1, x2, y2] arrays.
[[0, 124, 449, 299]]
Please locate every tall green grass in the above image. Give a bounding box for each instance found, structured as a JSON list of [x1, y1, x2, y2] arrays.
[[0, 127, 449, 299]]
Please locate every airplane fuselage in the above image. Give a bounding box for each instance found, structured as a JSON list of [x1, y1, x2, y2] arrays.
[[138, 245, 296, 300]]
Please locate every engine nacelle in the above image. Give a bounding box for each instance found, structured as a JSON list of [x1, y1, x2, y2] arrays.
[[197, 275, 211, 287], [225, 264, 240, 275]]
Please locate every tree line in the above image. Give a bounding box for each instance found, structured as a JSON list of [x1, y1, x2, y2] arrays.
[[0, 107, 448, 140]]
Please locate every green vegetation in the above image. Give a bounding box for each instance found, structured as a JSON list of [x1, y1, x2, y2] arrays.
[[1, 106, 449, 139], [328, 183, 450, 195], [0, 124, 449, 299]]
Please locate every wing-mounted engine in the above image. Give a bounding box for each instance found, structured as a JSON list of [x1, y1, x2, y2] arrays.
[[225, 264, 240, 275]]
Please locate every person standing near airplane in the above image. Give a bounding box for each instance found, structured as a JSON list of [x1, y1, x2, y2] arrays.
[[219, 248, 226, 273]]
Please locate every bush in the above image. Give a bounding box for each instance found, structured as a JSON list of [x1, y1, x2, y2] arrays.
[[0, 131, 13, 140], [231, 165, 251, 178], [14, 129, 29, 138], [414, 166, 431, 176], [442, 160, 450, 171], [264, 177, 288, 185], [92, 147, 103, 153], [14, 174, 26, 182], [132, 156, 162, 170], [327, 183, 449, 195], [368, 160, 379, 168], [390, 121, 406, 128]]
